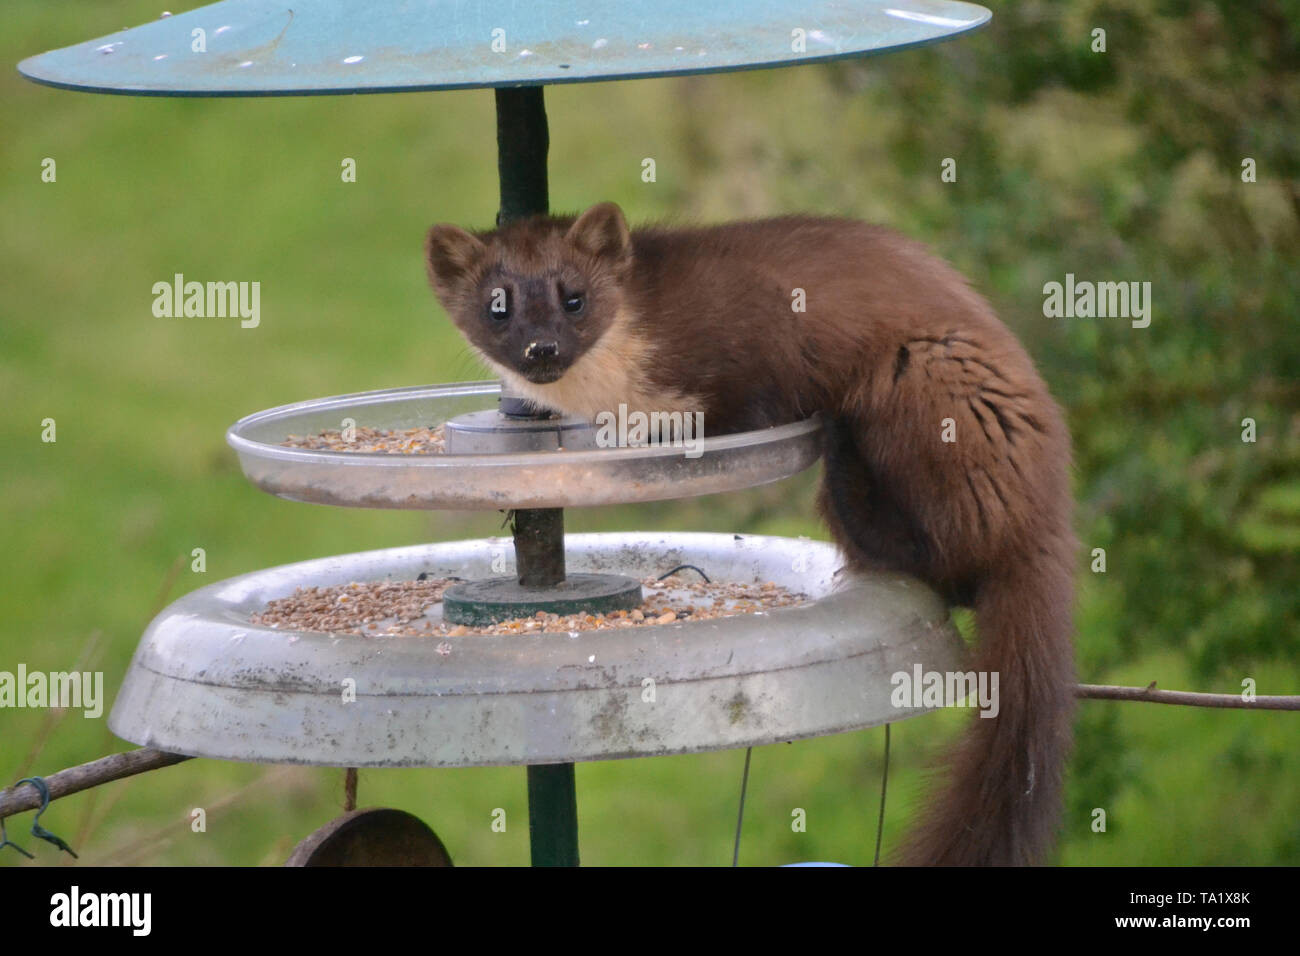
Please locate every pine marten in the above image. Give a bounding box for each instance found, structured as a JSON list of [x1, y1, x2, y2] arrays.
[[424, 202, 1077, 866]]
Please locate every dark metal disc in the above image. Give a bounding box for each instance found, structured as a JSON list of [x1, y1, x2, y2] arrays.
[[285, 808, 453, 867], [444, 573, 643, 627]]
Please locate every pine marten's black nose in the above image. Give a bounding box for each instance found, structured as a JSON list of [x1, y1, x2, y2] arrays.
[[524, 340, 559, 360]]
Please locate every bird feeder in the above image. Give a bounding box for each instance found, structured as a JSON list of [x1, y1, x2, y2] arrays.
[[18, 0, 990, 866]]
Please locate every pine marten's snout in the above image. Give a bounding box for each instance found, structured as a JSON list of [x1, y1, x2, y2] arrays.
[[524, 340, 559, 360], [520, 338, 565, 382]]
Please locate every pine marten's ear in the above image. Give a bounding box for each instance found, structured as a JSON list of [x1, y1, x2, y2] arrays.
[[565, 202, 631, 266], [425, 224, 487, 295]]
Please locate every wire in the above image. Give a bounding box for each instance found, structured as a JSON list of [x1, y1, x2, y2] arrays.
[[657, 564, 711, 583], [732, 747, 753, 867], [873, 725, 891, 866]]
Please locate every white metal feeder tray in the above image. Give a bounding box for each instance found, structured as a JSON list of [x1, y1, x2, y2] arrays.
[[108, 533, 968, 767]]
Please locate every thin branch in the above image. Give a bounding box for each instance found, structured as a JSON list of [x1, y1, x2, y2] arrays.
[[0, 748, 191, 820], [1, 683, 1291, 825], [70, 729, 151, 858], [1078, 683, 1300, 710]]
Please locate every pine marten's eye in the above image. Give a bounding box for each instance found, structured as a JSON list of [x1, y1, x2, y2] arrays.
[[562, 292, 585, 315], [487, 287, 510, 321]]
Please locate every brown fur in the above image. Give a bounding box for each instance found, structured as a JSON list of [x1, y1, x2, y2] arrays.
[[426, 203, 1077, 865]]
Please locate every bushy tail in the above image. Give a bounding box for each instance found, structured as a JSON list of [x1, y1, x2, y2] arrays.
[[898, 557, 1076, 865]]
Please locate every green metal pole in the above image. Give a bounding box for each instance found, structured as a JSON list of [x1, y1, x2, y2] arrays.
[[527, 763, 580, 867], [494, 85, 579, 867], [495, 86, 549, 222], [514, 507, 566, 586]]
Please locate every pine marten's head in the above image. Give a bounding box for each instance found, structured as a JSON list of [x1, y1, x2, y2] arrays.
[[425, 202, 633, 389]]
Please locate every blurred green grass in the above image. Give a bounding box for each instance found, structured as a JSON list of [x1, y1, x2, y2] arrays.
[[3, 1, 1297, 866]]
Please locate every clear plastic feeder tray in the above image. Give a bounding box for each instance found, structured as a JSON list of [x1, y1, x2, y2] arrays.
[[226, 381, 824, 510]]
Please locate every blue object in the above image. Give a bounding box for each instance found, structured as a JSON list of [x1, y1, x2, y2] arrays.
[[18, 0, 990, 97], [783, 861, 853, 866]]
